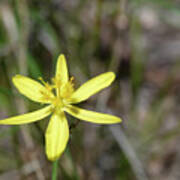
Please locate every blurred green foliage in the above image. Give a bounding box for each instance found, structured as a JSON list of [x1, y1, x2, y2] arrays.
[[0, 0, 179, 179]]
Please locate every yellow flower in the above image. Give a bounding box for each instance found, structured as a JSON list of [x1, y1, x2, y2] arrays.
[[0, 54, 122, 161]]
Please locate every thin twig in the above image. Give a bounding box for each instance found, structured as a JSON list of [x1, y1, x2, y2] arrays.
[[109, 125, 149, 180], [94, 0, 149, 178]]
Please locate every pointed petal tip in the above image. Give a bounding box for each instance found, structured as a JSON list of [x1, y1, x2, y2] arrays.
[[59, 53, 65, 58], [57, 54, 66, 62], [12, 74, 21, 81], [107, 71, 116, 82], [12, 74, 26, 86], [114, 117, 122, 124]]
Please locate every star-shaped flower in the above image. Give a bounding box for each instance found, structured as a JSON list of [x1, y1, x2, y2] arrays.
[[0, 54, 121, 161]]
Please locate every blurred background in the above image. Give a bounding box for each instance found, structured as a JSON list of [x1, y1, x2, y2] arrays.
[[0, 0, 180, 179]]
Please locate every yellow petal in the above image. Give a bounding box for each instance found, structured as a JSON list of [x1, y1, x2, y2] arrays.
[[64, 105, 122, 124], [45, 112, 69, 161], [0, 106, 52, 125], [69, 72, 115, 104], [13, 75, 54, 103], [56, 54, 69, 84]]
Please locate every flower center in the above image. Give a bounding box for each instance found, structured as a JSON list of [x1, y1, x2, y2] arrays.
[[39, 76, 75, 106]]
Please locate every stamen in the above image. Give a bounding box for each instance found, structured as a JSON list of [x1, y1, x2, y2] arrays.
[[38, 77, 46, 85], [38, 77, 54, 91], [51, 77, 61, 88], [38, 77, 56, 102], [60, 76, 75, 99], [70, 76, 74, 82]]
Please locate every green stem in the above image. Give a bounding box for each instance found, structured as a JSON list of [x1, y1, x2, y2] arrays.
[[52, 160, 59, 180]]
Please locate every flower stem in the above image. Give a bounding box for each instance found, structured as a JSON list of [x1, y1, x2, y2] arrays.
[[52, 160, 59, 180]]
